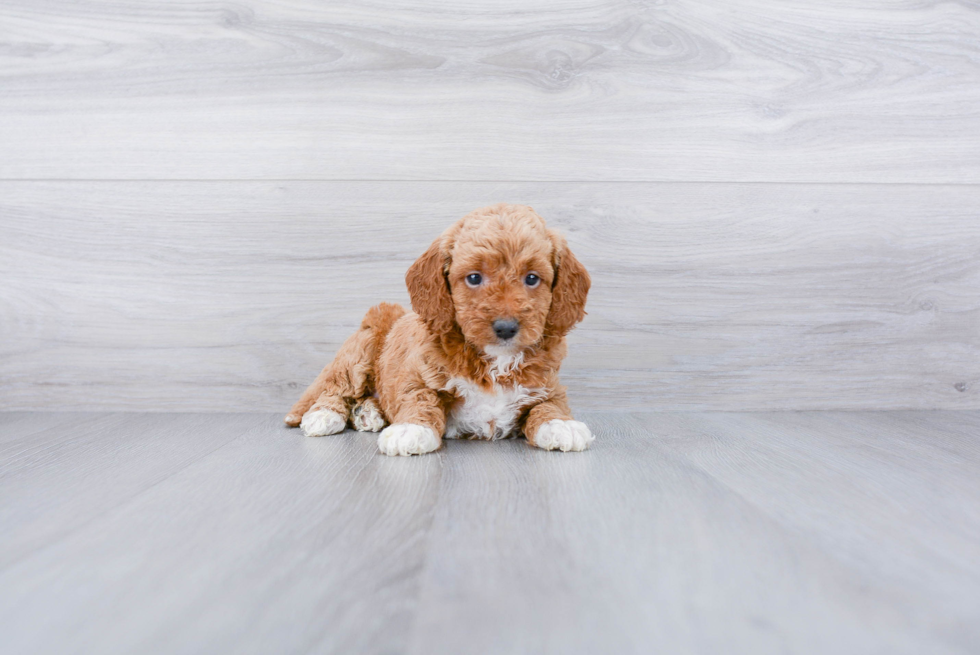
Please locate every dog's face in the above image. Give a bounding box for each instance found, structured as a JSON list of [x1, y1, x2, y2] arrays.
[[406, 204, 590, 354], [446, 217, 556, 353]]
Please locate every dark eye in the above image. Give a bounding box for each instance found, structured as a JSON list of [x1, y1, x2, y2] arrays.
[[524, 273, 540, 288], [465, 273, 483, 287]]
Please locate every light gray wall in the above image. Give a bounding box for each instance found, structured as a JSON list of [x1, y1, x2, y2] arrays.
[[1, 1, 978, 411]]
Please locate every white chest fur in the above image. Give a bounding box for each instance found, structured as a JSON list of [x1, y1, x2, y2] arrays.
[[443, 377, 545, 440]]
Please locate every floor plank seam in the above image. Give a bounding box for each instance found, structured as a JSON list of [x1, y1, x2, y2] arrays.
[[394, 452, 452, 655], [0, 418, 258, 575], [3, 179, 980, 187]]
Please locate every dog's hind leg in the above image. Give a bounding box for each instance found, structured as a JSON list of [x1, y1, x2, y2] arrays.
[[351, 396, 386, 432], [284, 363, 346, 430], [285, 303, 406, 436]]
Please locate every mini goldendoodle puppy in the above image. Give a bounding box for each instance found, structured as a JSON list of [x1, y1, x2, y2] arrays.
[[284, 203, 593, 456]]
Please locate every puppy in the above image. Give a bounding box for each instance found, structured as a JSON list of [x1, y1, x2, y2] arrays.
[[284, 203, 593, 456]]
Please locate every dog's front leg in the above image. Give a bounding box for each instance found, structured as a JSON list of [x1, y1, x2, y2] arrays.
[[523, 392, 594, 452], [376, 388, 445, 457]]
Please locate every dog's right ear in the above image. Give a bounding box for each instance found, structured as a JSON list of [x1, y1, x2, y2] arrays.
[[406, 236, 456, 336], [545, 230, 591, 338]]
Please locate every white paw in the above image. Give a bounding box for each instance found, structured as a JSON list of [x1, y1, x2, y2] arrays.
[[352, 399, 386, 432], [377, 423, 440, 456], [533, 419, 594, 452], [300, 408, 346, 437]]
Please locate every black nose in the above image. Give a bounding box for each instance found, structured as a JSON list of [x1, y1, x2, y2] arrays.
[[492, 319, 520, 341]]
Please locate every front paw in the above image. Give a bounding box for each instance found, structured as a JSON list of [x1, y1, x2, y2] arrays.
[[300, 408, 346, 437], [377, 423, 440, 456], [532, 419, 594, 452]]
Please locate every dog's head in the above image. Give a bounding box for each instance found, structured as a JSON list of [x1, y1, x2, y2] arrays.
[[406, 204, 590, 354]]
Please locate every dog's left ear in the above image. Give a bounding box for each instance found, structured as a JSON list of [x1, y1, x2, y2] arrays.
[[545, 231, 591, 337], [406, 236, 456, 336]]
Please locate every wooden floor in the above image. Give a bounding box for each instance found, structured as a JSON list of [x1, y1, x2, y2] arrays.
[[1, 411, 978, 654]]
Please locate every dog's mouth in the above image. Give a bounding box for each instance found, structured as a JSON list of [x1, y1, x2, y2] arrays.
[[483, 342, 523, 359]]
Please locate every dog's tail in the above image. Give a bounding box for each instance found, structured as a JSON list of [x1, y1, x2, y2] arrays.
[[284, 302, 407, 426], [358, 301, 407, 365]]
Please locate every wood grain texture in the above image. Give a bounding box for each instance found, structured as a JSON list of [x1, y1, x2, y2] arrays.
[[0, 413, 250, 568], [1, 410, 978, 654], [1, 413, 444, 655], [1, 181, 977, 411], [411, 411, 980, 654], [1, 0, 978, 181]]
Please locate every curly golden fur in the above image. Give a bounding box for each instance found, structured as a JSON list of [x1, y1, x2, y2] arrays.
[[285, 203, 592, 455]]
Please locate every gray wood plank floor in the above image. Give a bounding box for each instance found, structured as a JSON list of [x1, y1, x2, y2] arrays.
[[2, 411, 978, 654]]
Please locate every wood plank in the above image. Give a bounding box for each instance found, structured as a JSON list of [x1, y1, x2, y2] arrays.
[[1, 181, 977, 411], [406, 410, 980, 654], [0, 411, 82, 441], [1, 0, 978, 181], [0, 414, 444, 654], [649, 410, 980, 651], [0, 413, 250, 568], [1, 411, 977, 653]]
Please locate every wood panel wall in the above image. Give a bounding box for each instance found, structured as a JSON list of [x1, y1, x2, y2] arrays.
[[1, 0, 978, 411]]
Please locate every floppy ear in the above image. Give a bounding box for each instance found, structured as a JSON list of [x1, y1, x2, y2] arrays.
[[545, 232, 591, 337], [406, 237, 456, 336]]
